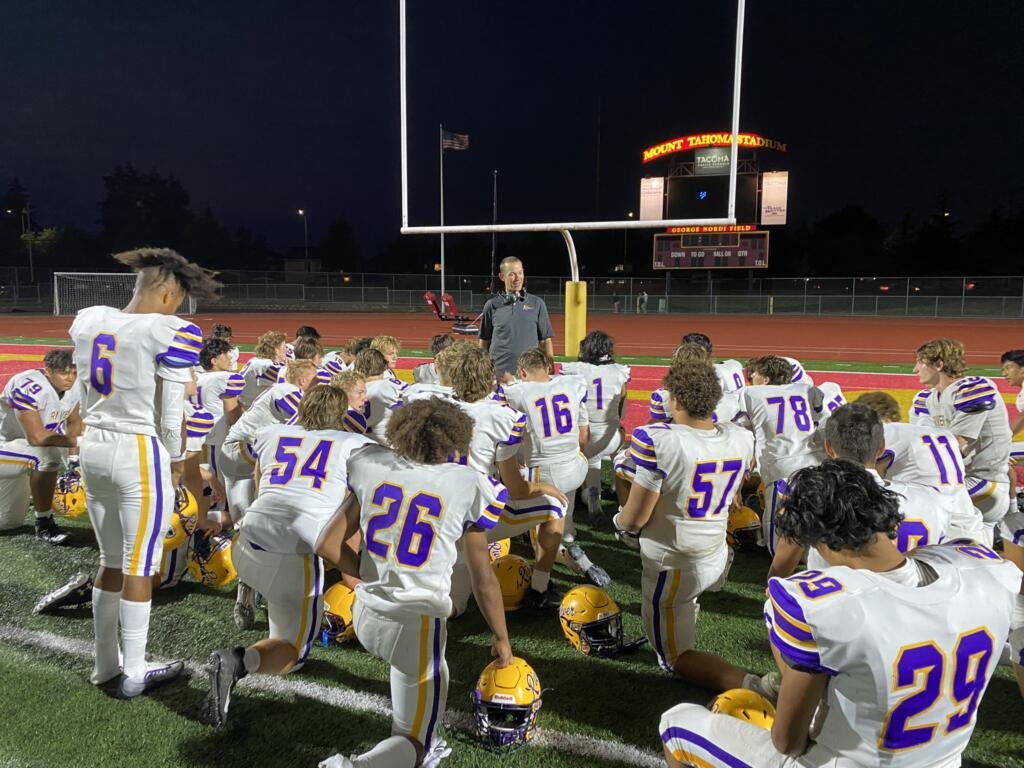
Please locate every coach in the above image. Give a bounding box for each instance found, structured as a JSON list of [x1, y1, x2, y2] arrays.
[[479, 256, 554, 380]]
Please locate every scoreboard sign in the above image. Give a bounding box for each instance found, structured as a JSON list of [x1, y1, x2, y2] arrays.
[[653, 227, 769, 270]]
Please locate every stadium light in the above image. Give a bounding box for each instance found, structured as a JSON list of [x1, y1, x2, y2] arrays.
[[297, 209, 309, 260]]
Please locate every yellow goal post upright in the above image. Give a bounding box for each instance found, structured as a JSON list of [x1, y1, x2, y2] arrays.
[[396, 0, 748, 357]]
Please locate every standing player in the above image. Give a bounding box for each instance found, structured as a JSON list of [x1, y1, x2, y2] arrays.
[[769, 404, 956, 579], [560, 330, 630, 521], [202, 386, 374, 726], [613, 363, 771, 695], [915, 338, 1012, 538], [0, 349, 82, 542], [502, 348, 607, 583], [855, 391, 984, 540], [659, 459, 1021, 768], [738, 355, 824, 554], [413, 334, 454, 385], [353, 348, 407, 444], [69, 248, 220, 698], [316, 399, 514, 768], [239, 331, 287, 408]]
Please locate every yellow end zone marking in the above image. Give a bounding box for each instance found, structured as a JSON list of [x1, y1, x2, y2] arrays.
[[0, 354, 43, 362]]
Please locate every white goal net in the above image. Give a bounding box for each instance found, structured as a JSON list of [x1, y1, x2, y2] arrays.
[[53, 272, 197, 316]]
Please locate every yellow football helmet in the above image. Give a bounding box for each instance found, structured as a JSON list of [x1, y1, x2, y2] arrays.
[[487, 538, 511, 562], [164, 487, 199, 550], [727, 505, 761, 550], [492, 554, 532, 611], [53, 470, 86, 518], [472, 657, 543, 750], [756, 481, 766, 512], [187, 533, 237, 587], [559, 586, 628, 657], [709, 688, 776, 730], [322, 582, 357, 643]]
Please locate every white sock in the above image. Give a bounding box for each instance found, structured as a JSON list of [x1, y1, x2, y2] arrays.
[[351, 736, 418, 767], [120, 599, 152, 681], [243, 647, 261, 674], [35, 509, 53, 520], [531, 569, 550, 593], [92, 587, 121, 680]]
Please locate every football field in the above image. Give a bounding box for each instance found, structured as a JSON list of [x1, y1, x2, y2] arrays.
[[0, 337, 1022, 768]]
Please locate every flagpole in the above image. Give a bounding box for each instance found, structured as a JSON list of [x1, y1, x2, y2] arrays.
[[490, 169, 498, 292], [439, 123, 446, 302]]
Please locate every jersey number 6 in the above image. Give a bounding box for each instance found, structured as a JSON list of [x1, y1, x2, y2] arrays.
[[90, 333, 117, 397]]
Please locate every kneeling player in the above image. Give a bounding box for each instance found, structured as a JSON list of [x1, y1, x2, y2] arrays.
[[203, 385, 374, 726], [317, 399, 513, 768], [615, 362, 775, 695], [659, 459, 1021, 768]]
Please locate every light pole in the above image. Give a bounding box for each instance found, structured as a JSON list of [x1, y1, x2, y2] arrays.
[[623, 211, 634, 262], [21, 204, 34, 283], [297, 209, 309, 261]]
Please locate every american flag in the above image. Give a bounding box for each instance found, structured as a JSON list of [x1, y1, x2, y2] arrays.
[[441, 130, 470, 151]]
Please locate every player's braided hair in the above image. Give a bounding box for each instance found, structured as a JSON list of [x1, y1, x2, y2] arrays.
[[916, 338, 967, 378], [853, 391, 901, 424], [296, 385, 348, 431], [353, 348, 388, 377], [199, 337, 234, 370], [254, 331, 286, 360], [387, 398, 473, 464], [579, 330, 615, 365], [778, 459, 903, 552], [823, 404, 884, 465], [663, 361, 721, 420], [114, 247, 221, 301], [448, 342, 495, 402], [747, 355, 793, 385], [680, 332, 713, 354], [42, 349, 74, 372]]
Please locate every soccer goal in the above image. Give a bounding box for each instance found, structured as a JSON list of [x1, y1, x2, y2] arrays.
[[53, 272, 197, 316]]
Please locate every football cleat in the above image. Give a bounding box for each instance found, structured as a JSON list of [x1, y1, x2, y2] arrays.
[[233, 582, 258, 631], [472, 657, 543, 751], [727, 505, 761, 550], [35, 515, 70, 545], [203, 647, 247, 726], [559, 585, 644, 657], [33, 572, 93, 614], [558, 543, 611, 588], [187, 532, 237, 588], [322, 582, 357, 642], [486, 538, 511, 562], [710, 688, 776, 730], [317, 755, 355, 768], [53, 469, 87, 517], [521, 583, 562, 611], [421, 738, 453, 767], [491, 554, 532, 611], [119, 660, 185, 699]]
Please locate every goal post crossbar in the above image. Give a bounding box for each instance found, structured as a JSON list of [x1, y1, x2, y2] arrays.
[[53, 271, 197, 316]]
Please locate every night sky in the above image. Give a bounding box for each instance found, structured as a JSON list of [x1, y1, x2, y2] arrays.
[[2, 0, 1021, 262]]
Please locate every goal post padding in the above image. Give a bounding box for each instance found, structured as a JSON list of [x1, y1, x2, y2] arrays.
[[53, 272, 196, 316]]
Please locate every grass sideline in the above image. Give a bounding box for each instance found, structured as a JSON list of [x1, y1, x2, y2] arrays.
[[1, 480, 1023, 768]]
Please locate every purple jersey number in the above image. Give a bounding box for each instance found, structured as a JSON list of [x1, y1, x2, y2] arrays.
[[90, 333, 117, 397], [533, 394, 574, 438], [686, 459, 744, 518], [766, 395, 812, 434], [267, 437, 333, 489], [921, 434, 965, 485], [365, 482, 444, 568]]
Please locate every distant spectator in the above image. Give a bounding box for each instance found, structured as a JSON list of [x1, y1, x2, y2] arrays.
[[637, 289, 649, 314], [612, 293, 621, 313]]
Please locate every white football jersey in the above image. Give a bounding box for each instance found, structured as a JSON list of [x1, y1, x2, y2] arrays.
[[783, 356, 813, 386], [275, 366, 332, 386], [559, 361, 631, 426], [245, 423, 374, 554], [351, 445, 507, 619], [192, 370, 245, 444], [501, 375, 589, 466], [1017, 389, 1024, 412], [908, 388, 933, 426], [365, 378, 408, 443], [766, 542, 1019, 767], [0, 369, 78, 441], [714, 359, 746, 393], [817, 381, 847, 418], [238, 357, 280, 408], [926, 376, 1012, 480], [413, 361, 439, 385], [649, 388, 741, 426], [401, 382, 455, 403], [225, 383, 303, 449], [739, 382, 825, 481], [69, 306, 199, 435], [629, 422, 754, 564], [456, 398, 527, 476]]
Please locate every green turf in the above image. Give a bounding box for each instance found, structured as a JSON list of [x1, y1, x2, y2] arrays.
[[1, 481, 1022, 768], [0, 335, 1003, 376]]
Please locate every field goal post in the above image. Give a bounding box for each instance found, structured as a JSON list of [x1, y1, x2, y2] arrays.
[[53, 272, 197, 316], [397, 0, 748, 356]]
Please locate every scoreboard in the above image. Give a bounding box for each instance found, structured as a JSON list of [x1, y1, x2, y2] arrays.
[[653, 227, 768, 270]]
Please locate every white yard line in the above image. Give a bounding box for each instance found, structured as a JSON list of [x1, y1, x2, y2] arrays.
[[0, 623, 663, 768]]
